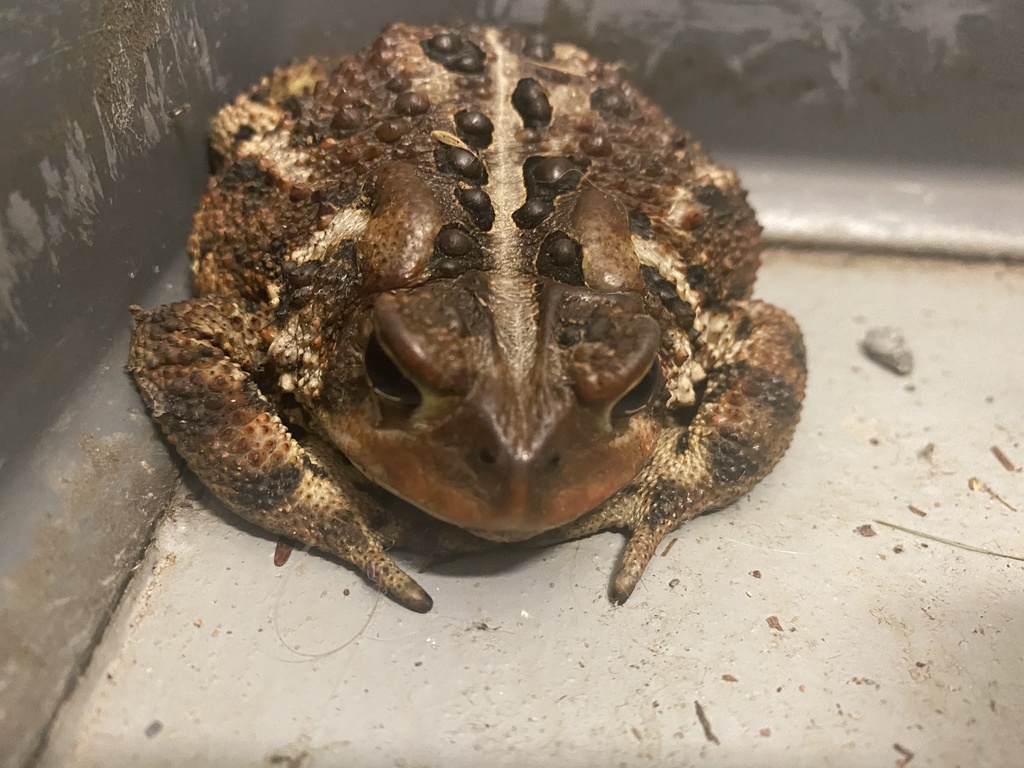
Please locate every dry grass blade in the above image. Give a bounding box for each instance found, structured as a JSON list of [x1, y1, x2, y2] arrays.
[[874, 520, 1024, 562]]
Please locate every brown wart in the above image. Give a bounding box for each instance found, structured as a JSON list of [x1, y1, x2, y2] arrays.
[[567, 188, 644, 294], [357, 162, 442, 289]]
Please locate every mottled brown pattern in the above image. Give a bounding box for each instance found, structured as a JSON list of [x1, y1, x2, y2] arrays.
[[128, 23, 805, 611]]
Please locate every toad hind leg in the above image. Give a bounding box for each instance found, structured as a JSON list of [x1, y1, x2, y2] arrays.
[[128, 297, 433, 612], [537, 300, 806, 603]]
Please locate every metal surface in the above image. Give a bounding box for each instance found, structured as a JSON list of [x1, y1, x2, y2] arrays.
[[39, 251, 1024, 767], [1, 0, 1022, 765]]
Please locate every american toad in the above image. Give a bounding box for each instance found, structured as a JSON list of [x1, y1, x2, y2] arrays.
[[129, 23, 806, 612]]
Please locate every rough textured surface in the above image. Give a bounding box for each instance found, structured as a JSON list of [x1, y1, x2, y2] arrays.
[[127, 23, 805, 611]]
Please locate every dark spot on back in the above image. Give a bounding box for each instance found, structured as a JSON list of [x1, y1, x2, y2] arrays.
[[706, 429, 763, 486], [734, 315, 753, 341], [737, 366, 801, 420], [454, 109, 494, 149], [536, 232, 584, 285], [628, 209, 652, 239], [685, 264, 711, 295], [512, 198, 553, 229], [513, 155, 582, 229], [435, 225, 474, 257], [266, 237, 288, 257], [452, 274, 495, 337], [511, 78, 552, 128], [232, 464, 303, 511], [640, 265, 696, 329], [421, 32, 486, 74], [644, 477, 684, 527], [234, 125, 256, 143], [282, 260, 319, 288], [330, 239, 358, 266], [303, 455, 329, 480], [711, 360, 750, 383], [674, 429, 690, 455], [456, 187, 495, 231], [322, 184, 360, 210], [431, 224, 486, 277], [531, 156, 576, 186], [434, 145, 487, 183], [221, 157, 267, 188], [279, 285, 312, 313], [695, 183, 731, 218]]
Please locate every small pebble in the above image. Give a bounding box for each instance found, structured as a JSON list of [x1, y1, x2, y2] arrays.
[[860, 325, 917, 376], [861, 326, 913, 375]]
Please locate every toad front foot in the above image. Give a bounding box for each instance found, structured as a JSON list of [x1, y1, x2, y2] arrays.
[[128, 297, 434, 612], [533, 300, 807, 603]]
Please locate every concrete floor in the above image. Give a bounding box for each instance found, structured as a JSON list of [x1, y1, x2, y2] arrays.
[[39, 250, 1024, 768]]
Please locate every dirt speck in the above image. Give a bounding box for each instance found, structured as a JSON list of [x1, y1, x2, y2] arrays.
[[990, 445, 1016, 472], [694, 701, 719, 745], [267, 750, 310, 768], [893, 742, 915, 766]]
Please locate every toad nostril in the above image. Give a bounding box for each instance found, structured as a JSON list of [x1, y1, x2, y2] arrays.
[[478, 447, 497, 465], [546, 453, 561, 470]]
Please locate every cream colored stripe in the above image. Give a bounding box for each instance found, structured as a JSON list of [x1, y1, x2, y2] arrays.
[[483, 29, 537, 388]]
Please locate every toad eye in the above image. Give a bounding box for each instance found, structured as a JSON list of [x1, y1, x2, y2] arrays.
[[364, 334, 423, 408], [611, 359, 660, 419]]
